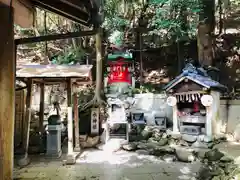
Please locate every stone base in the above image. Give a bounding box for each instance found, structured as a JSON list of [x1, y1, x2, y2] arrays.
[[65, 152, 81, 165], [18, 156, 30, 167], [74, 147, 81, 152], [46, 150, 62, 159]]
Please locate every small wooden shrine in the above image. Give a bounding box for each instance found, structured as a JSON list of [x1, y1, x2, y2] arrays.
[[164, 63, 227, 138], [16, 64, 93, 164]]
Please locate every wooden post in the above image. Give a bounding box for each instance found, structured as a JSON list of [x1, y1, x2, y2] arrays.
[[74, 93, 80, 152], [18, 79, 33, 166], [66, 78, 75, 164], [39, 82, 45, 132], [0, 3, 15, 179]]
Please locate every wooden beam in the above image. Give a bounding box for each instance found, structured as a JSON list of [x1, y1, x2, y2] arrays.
[[1, 0, 34, 28], [59, 0, 88, 13], [67, 79, 72, 107], [15, 30, 97, 45], [0, 3, 15, 179], [39, 82, 45, 132], [33, 0, 90, 25]]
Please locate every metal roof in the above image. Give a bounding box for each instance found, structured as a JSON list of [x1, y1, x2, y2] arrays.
[[16, 64, 92, 78], [164, 63, 227, 92]]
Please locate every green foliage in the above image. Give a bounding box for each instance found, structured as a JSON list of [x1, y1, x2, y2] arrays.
[[103, 0, 131, 31], [148, 0, 201, 42], [133, 84, 163, 94], [51, 46, 85, 65], [103, 0, 202, 45]]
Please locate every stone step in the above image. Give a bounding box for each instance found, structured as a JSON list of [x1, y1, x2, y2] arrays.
[[180, 125, 201, 135]]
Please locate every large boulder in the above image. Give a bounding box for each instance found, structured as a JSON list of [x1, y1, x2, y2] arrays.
[[203, 135, 212, 143], [182, 134, 197, 143], [136, 149, 150, 155], [220, 155, 234, 163], [122, 143, 138, 151], [191, 141, 208, 149], [197, 166, 213, 180], [150, 146, 175, 156], [141, 126, 153, 140], [158, 138, 168, 146], [175, 147, 195, 162], [152, 127, 162, 138], [137, 142, 158, 150], [177, 139, 189, 147], [137, 142, 149, 149], [168, 138, 177, 147], [80, 136, 99, 148], [162, 154, 176, 163], [205, 149, 224, 162], [171, 133, 182, 140], [194, 148, 210, 159]]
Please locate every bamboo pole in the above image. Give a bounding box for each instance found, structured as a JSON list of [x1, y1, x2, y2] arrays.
[[18, 79, 33, 167]]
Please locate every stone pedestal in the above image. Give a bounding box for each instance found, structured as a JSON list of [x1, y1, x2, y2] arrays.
[[46, 125, 62, 158]]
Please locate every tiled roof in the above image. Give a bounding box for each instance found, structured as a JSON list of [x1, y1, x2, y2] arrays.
[[164, 63, 227, 92]]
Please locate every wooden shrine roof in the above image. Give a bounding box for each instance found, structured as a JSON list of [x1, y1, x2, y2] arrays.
[[163, 63, 227, 92], [16, 64, 92, 79]]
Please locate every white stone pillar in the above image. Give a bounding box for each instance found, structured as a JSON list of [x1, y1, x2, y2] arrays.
[[167, 96, 179, 133], [172, 105, 180, 133], [205, 106, 212, 137], [210, 91, 221, 135], [67, 107, 73, 156], [201, 94, 214, 139]]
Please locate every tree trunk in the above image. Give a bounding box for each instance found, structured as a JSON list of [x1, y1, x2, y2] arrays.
[[95, 28, 103, 100], [197, 0, 215, 67]]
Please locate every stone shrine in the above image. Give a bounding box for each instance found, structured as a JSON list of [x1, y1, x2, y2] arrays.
[[164, 63, 227, 139]]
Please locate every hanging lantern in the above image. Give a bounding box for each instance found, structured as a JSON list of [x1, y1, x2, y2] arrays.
[[122, 66, 126, 71], [167, 96, 177, 106], [107, 67, 111, 72], [113, 66, 116, 71]]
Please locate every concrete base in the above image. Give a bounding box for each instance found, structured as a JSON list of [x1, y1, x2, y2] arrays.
[[74, 147, 81, 152], [18, 156, 30, 167], [46, 150, 62, 159], [65, 152, 81, 165]]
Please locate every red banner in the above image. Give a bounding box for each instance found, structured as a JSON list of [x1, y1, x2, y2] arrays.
[[108, 64, 131, 84]]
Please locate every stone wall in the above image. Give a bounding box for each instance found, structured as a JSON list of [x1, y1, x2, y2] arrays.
[[220, 100, 240, 134], [30, 88, 240, 135], [134, 94, 240, 135]]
